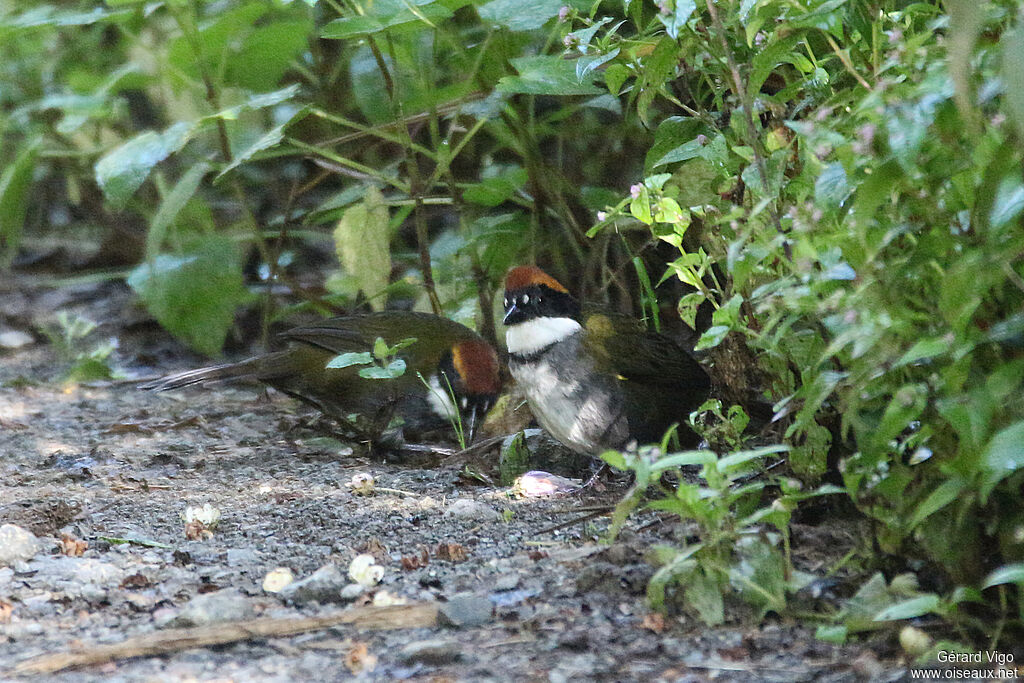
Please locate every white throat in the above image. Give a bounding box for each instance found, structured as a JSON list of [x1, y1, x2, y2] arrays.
[[425, 373, 458, 420], [506, 317, 581, 355]]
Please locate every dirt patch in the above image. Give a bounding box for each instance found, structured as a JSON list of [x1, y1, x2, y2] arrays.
[[0, 282, 901, 681]]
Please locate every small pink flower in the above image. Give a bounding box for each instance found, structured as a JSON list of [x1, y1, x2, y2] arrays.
[[558, 6, 570, 22], [696, 134, 708, 146], [596, 211, 608, 221], [630, 184, 643, 199]]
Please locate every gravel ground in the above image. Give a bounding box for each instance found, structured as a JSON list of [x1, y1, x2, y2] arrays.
[[0, 280, 907, 682]]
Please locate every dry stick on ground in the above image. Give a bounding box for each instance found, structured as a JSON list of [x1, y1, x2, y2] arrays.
[[12, 603, 439, 676]]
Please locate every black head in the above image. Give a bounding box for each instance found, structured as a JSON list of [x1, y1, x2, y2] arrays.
[[503, 265, 580, 325]]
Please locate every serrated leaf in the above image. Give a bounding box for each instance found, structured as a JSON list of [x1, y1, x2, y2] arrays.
[[95, 122, 195, 208], [325, 352, 373, 369], [0, 140, 39, 269], [684, 568, 724, 626], [333, 187, 391, 310], [127, 237, 251, 356], [677, 292, 703, 329]]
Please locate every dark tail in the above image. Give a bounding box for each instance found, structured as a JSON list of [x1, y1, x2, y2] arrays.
[[139, 356, 274, 391]]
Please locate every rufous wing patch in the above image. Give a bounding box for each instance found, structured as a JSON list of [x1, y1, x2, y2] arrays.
[[504, 265, 569, 294], [451, 340, 501, 394]]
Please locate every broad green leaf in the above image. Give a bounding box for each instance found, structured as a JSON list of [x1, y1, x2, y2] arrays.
[[0, 140, 39, 269], [463, 168, 527, 207], [980, 421, 1024, 501], [650, 450, 716, 472], [600, 449, 628, 470], [321, 1, 453, 39], [1, 6, 126, 27], [815, 625, 847, 644], [814, 162, 850, 208], [204, 85, 301, 124], [478, 0, 563, 31], [894, 336, 951, 368], [373, 336, 390, 360], [127, 237, 251, 356], [982, 563, 1024, 588], [95, 122, 195, 208], [717, 445, 789, 472], [873, 594, 941, 621], [497, 56, 603, 96], [989, 176, 1024, 229], [658, 0, 696, 38], [684, 568, 724, 626], [694, 324, 729, 350], [333, 187, 391, 310], [325, 352, 373, 369], [227, 20, 311, 90], [677, 292, 703, 329], [147, 162, 210, 260], [907, 478, 963, 529]]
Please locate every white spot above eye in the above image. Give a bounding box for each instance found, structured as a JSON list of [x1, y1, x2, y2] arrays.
[[522, 294, 530, 304], [461, 397, 468, 409], [503, 297, 509, 307], [506, 317, 582, 354]]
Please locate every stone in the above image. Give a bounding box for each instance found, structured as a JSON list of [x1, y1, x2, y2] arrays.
[[278, 564, 347, 604], [226, 548, 259, 567], [398, 638, 460, 665], [165, 588, 254, 628], [0, 524, 44, 567], [444, 499, 500, 523], [439, 594, 492, 628]]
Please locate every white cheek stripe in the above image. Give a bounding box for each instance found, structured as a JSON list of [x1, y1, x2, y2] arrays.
[[506, 317, 581, 355]]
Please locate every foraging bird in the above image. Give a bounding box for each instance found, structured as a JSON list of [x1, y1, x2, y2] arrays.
[[142, 312, 501, 443], [503, 265, 711, 453]]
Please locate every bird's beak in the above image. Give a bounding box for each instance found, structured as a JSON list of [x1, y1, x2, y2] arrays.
[[502, 303, 518, 325]]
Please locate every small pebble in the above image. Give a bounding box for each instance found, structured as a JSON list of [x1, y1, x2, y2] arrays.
[[445, 499, 500, 523], [398, 638, 460, 665], [0, 524, 44, 567]]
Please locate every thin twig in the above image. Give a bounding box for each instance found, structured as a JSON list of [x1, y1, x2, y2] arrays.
[[11, 603, 439, 676]]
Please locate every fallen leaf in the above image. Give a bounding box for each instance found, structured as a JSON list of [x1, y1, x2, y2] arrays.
[[641, 612, 666, 633], [344, 642, 378, 674], [400, 549, 429, 570], [434, 542, 468, 563], [184, 521, 213, 541], [60, 534, 88, 557], [119, 573, 152, 589]]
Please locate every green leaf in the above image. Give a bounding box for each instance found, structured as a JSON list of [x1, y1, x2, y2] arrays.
[[147, 162, 210, 260], [684, 568, 725, 626], [908, 478, 963, 530], [333, 187, 391, 310], [217, 112, 307, 181], [477, 0, 563, 31], [815, 625, 847, 644], [227, 20, 311, 90], [658, 0, 696, 39], [717, 445, 789, 472], [500, 431, 532, 486], [980, 421, 1024, 501], [0, 140, 39, 269], [373, 336, 390, 360], [463, 168, 527, 207], [894, 336, 951, 368], [989, 176, 1024, 229], [95, 122, 195, 208], [600, 449, 628, 470], [694, 325, 729, 350], [604, 63, 629, 96], [204, 85, 301, 124], [1000, 26, 1024, 136], [677, 292, 703, 329], [982, 563, 1024, 588], [325, 352, 373, 369], [873, 594, 941, 621], [497, 56, 603, 96], [321, 1, 453, 39], [814, 162, 850, 208], [127, 237, 251, 356], [651, 450, 716, 472]]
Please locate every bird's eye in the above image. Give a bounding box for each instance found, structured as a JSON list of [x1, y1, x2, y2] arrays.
[[461, 397, 468, 409], [503, 297, 508, 307], [522, 294, 530, 304]]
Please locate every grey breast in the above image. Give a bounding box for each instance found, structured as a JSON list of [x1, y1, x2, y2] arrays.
[[509, 333, 629, 454]]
